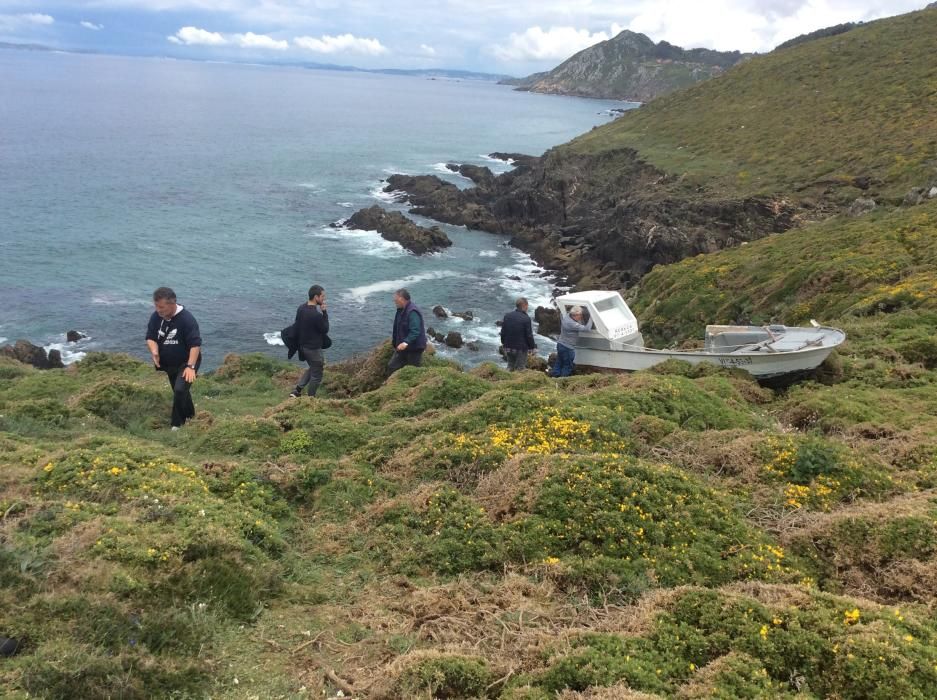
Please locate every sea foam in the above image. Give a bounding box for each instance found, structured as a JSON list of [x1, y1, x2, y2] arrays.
[[345, 271, 460, 303], [263, 331, 284, 346]]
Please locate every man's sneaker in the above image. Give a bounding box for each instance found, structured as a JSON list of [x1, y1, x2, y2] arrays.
[[171, 426, 181, 431], [289, 390, 301, 399]]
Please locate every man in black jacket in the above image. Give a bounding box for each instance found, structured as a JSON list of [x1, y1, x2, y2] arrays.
[[291, 284, 329, 398], [145, 287, 202, 429], [500, 297, 537, 371]]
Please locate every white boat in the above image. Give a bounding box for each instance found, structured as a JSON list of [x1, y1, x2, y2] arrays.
[[554, 291, 846, 380]]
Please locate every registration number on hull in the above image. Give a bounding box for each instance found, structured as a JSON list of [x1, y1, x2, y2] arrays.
[[719, 356, 754, 367]]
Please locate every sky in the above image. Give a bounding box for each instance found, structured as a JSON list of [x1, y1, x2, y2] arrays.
[[0, 0, 929, 75]]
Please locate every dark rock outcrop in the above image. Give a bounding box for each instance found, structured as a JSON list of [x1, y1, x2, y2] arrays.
[[426, 327, 445, 343], [445, 163, 496, 188], [488, 153, 540, 169], [432, 305, 448, 319], [385, 147, 799, 291], [534, 307, 561, 337], [451, 311, 474, 321], [345, 205, 452, 255], [66, 330, 86, 343], [1, 340, 65, 370], [466, 341, 480, 351], [444, 332, 463, 349]]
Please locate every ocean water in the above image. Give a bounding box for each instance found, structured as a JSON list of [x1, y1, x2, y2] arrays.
[[0, 50, 630, 368]]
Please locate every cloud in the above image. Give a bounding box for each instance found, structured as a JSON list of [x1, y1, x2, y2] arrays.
[[293, 33, 387, 55], [166, 26, 286, 50], [489, 25, 614, 62], [0, 12, 54, 30], [80, 20, 104, 31], [419, 43, 436, 56], [234, 31, 288, 50], [168, 26, 227, 46]]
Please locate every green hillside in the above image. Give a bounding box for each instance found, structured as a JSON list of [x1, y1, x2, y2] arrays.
[[2, 330, 937, 697], [568, 9, 937, 202]]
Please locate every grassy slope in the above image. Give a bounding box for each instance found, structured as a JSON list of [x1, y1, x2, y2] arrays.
[[566, 9, 937, 202], [1, 334, 936, 698]]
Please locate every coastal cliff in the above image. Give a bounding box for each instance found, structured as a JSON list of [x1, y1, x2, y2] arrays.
[[502, 29, 748, 102]]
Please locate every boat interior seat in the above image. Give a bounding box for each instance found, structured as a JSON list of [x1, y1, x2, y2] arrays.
[[705, 328, 773, 351]]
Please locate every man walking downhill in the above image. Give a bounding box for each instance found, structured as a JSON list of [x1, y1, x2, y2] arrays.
[[552, 305, 590, 378], [500, 296, 537, 371], [290, 285, 329, 398], [388, 288, 427, 373], [146, 287, 202, 430]]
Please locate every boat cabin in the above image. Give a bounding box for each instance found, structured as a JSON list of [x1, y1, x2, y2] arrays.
[[554, 291, 645, 349]]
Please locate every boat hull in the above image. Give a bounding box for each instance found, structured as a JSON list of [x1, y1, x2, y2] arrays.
[[572, 344, 837, 379]]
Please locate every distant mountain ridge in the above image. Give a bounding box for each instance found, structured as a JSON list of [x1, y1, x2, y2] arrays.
[[502, 30, 749, 102]]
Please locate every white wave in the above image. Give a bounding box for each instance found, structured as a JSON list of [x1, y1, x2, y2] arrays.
[[91, 294, 150, 307], [345, 271, 460, 304], [433, 162, 472, 181], [337, 201, 355, 208], [478, 250, 498, 258], [370, 183, 404, 203], [44, 342, 86, 365], [297, 182, 320, 190], [479, 154, 515, 173], [263, 331, 284, 346], [307, 226, 407, 257], [480, 153, 514, 165]]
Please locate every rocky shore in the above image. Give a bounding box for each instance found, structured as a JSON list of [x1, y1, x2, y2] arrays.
[[343, 205, 452, 255], [383, 148, 798, 291]]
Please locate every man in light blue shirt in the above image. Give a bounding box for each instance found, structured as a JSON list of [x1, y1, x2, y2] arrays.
[[552, 306, 590, 377]]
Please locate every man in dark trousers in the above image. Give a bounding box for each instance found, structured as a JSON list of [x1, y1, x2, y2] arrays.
[[145, 287, 202, 430], [388, 288, 427, 373], [500, 296, 537, 371], [290, 284, 329, 398]]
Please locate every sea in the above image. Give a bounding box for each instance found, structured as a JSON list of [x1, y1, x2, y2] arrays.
[[0, 50, 632, 368]]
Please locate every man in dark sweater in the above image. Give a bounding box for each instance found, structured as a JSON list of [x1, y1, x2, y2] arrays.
[[388, 288, 427, 373], [145, 287, 202, 430], [290, 284, 329, 398], [500, 297, 537, 371]]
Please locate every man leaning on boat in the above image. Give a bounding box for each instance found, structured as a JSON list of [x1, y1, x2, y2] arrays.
[[552, 306, 590, 377]]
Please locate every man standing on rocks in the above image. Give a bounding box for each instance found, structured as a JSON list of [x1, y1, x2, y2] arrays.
[[552, 306, 590, 378], [145, 287, 201, 430], [290, 285, 329, 398], [388, 288, 427, 373], [500, 297, 537, 371]]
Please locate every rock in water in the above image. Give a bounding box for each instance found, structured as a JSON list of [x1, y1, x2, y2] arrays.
[[444, 332, 463, 349], [534, 307, 560, 337], [0, 339, 64, 370], [466, 341, 480, 351], [432, 305, 448, 318], [345, 205, 452, 255], [426, 327, 445, 343], [66, 330, 86, 343], [451, 311, 474, 321]]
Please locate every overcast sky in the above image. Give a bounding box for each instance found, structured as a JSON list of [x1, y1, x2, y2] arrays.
[[0, 0, 929, 74]]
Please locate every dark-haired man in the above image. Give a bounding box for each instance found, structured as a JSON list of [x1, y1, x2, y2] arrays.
[[500, 297, 537, 371], [388, 288, 427, 373], [290, 284, 329, 398], [145, 287, 202, 430]]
